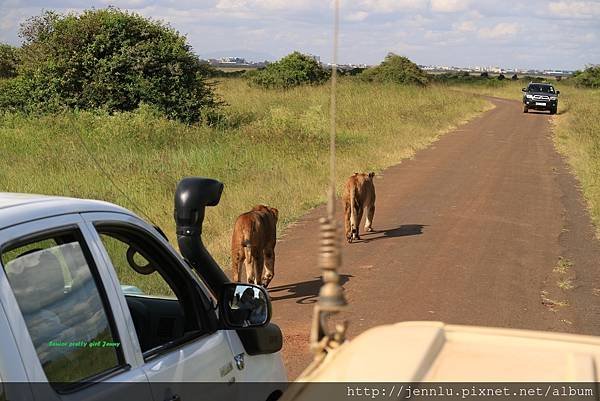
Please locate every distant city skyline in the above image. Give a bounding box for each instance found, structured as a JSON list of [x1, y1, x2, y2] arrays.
[[1, 1, 598, 71], [205, 55, 576, 77]]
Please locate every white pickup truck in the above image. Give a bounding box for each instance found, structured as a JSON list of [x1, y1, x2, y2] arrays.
[[0, 178, 286, 401]]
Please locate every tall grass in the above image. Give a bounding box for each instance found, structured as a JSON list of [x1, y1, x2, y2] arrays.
[[552, 88, 600, 236], [444, 79, 524, 100], [0, 78, 489, 279]]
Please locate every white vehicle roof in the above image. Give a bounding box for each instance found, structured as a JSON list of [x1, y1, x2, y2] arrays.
[[0, 193, 137, 230]]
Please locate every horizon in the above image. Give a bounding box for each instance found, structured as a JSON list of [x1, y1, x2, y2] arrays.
[[200, 52, 580, 73], [1, 1, 598, 71]]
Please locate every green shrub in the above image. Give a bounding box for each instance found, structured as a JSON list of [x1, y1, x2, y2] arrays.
[[247, 52, 328, 89], [432, 71, 480, 83], [0, 43, 19, 78], [0, 77, 37, 113], [573, 65, 600, 88], [9, 8, 217, 123], [431, 71, 510, 88], [360, 53, 428, 86]]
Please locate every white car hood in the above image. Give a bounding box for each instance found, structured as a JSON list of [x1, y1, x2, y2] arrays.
[[296, 321, 600, 382]]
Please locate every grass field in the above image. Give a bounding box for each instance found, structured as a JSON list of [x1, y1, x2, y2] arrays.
[[552, 88, 600, 236], [0, 78, 490, 293], [448, 79, 600, 237], [446, 79, 524, 100]]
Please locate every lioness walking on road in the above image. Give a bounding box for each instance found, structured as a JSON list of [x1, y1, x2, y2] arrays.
[[231, 205, 279, 287], [343, 172, 376, 243]]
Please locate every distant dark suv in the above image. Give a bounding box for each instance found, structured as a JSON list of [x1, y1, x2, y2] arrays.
[[522, 82, 560, 114]]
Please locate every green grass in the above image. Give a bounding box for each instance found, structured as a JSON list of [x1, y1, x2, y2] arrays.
[[444, 79, 524, 100], [0, 78, 489, 279], [552, 88, 600, 236]]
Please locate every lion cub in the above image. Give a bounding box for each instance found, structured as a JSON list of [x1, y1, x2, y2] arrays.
[[342, 172, 376, 242], [231, 205, 278, 287]]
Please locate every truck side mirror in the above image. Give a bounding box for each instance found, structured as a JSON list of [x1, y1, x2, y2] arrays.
[[556, 90, 560, 95], [219, 283, 271, 329], [521, 88, 526, 92]]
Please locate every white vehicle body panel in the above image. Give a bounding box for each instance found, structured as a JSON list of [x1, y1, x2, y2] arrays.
[[0, 193, 286, 401]]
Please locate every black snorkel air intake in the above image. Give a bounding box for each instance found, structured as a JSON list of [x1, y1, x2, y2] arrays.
[[174, 177, 230, 295]]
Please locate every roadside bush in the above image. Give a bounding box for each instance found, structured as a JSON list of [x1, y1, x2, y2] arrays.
[[206, 68, 248, 78], [431, 72, 507, 88], [339, 67, 365, 76], [9, 8, 217, 123], [360, 53, 428, 86], [0, 76, 39, 113], [572, 65, 600, 88], [0, 43, 19, 78], [247, 52, 328, 89], [432, 71, 479, 83]]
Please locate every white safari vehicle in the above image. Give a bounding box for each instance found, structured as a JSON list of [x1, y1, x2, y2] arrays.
[[0, 178, 286, 401]]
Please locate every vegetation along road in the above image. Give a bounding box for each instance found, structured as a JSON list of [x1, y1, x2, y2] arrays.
[[270, 96, 600, 379]]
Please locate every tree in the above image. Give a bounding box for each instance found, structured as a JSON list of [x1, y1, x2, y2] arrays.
[[0, 43, 19, 78], [10, 8, 217, 123], [572, 65, 600, 88], [247, 52, 329, 89], [360, 53, 428, 86]]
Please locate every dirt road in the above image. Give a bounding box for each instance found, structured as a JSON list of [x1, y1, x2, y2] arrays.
[[268, 97, 600, 379]]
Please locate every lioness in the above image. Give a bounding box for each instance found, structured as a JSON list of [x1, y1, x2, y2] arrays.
[[231, 204, 278, 287], [342, 172, 376, 242]]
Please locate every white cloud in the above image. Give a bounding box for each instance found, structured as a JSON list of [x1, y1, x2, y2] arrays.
[[346, 11, 369, 21], [573, 32, 596, 43], [0, 0, 598, 70], [430, 0, 470, 13], [99, 0, 149, 7], [478, 22, 520, 39], [215, 0, 321, 12], [356, 0, 428, 13], [453, 20, 476, 32], [548, 1, 600, 18]]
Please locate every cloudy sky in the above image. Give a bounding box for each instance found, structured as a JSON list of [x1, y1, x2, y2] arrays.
[[1, 0, 599, 70]]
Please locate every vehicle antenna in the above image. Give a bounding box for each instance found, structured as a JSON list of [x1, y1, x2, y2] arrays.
[[307, 0, 348, 370], [72, 127, 158, 227]]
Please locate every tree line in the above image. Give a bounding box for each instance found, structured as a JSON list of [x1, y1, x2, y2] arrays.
[[1, 8, 598, 123]]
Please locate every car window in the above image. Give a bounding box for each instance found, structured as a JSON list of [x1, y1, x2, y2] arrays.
[[528, 84, 555, 93], [95, 225, 210, 356], [99, 233, 177, 298], [1, 231, 123, 388]]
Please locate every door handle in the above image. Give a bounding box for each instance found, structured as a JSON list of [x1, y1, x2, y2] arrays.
[[165, 394, 181, 401]]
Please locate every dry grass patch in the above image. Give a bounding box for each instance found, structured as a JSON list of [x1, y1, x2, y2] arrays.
[[556, 278, 574, 291], [553, 257, 573, 274]]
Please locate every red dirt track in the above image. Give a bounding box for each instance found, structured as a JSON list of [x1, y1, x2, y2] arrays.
[[268, 97, 600, 379]]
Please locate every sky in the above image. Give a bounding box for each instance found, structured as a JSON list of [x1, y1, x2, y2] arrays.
[[0, 0, 599, 70]]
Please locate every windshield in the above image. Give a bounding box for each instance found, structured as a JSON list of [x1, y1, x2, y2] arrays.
[[528, 84, 555, 93]]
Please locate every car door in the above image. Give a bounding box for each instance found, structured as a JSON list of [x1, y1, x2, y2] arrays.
[[81, 212, 241, 401], [0, 214, 153, 401]]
